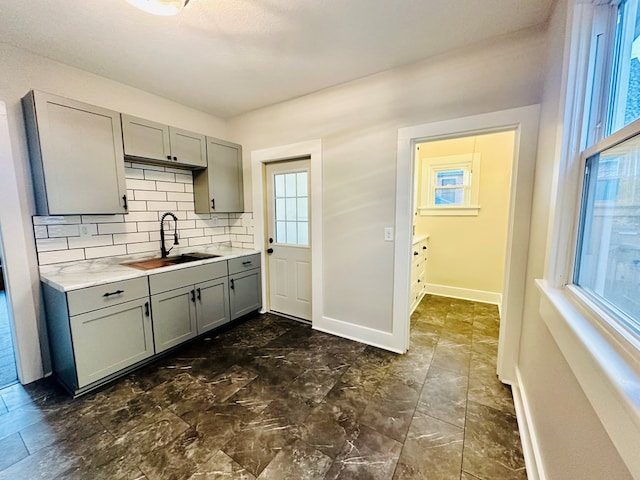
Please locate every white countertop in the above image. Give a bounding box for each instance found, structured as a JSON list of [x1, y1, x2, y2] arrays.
[[39, 245, 260, 292]]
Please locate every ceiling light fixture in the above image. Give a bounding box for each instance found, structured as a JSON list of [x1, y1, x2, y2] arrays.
[[126, 0, 190, 16]]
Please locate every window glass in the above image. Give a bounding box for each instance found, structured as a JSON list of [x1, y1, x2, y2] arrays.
[[608, 0, 640, 134], [273, 171, 310, 246], [575, 133, 640, 331]]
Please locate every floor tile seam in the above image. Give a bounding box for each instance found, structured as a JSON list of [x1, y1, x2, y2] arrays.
[[390, 328, 442, 479], [0, 432, 29, 473]]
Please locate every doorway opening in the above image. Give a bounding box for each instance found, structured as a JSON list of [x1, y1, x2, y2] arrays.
[[412, 130, 516, 309], [394, 105, 540, 383]]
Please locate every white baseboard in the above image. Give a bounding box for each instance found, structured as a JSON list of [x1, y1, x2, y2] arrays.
[[425, 283, 502, 305], [313, 316, 404, 353], [514, 366, 546, 480]]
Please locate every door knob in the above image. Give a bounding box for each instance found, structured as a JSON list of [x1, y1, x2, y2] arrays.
[[267, 248, 274, 254]]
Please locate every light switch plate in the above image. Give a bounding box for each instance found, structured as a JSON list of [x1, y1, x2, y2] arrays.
[[384, 227, 394, 241]]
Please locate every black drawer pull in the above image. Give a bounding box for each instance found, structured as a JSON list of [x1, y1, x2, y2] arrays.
[[196, 288, 201, 301], [230, 279, 235, 290], [242, 261, 252, 265], [103, 289, 124, 297], [191, 289, 196, 303], [144, 302, 150, 317]]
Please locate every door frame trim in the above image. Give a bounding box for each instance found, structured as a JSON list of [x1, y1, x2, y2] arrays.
[[395, 105, 540, 382], [251, 140, 323, 325]]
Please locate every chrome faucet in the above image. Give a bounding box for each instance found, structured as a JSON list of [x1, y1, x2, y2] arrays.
[[160, 212, 179, 258]]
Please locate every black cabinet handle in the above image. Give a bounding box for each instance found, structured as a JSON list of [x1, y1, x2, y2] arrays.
[[122, 195, 128, 211], [242, 261, 252, 265], [103, 289, 124, 297], [167, 155, 172, 160], [211, 198, 215, 210], [196, 288, 201, 301], [191, 289, 196, 302], [173, 156, 177, 161], [230, 279, 235, 290], [144, 301, 150, 317]]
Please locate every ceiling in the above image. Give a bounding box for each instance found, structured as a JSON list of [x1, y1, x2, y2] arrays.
[[0, 0, 555, 119]]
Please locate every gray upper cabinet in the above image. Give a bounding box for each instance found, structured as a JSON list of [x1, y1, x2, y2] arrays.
[[22, 90, 128, 215], [121, 114, 206, 169], [193, 137, 244, 213]]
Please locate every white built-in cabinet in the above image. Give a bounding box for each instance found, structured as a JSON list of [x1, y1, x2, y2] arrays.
[[22, 90, 128, 215], [410, 236, 429, 314], [148, 261, 230, 353], [121, 114, 207, 168], [194, 137, 244, 213], [42, 277, 154, 395]]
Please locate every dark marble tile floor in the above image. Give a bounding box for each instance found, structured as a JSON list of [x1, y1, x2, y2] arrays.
[[0, 295, 526, 479]]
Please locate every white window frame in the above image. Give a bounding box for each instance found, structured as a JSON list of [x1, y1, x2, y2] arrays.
[[418, 153, 481, 216], [538, 1, 640, 474]]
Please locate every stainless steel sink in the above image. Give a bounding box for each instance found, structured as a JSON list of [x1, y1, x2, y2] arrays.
[[123, 252, 221, 270]]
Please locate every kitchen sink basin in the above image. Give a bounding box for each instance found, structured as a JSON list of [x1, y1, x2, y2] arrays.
[[123, 252, 221, 270]]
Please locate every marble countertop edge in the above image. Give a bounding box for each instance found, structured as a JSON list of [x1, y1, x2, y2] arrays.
[[39, 245, 261, 292]]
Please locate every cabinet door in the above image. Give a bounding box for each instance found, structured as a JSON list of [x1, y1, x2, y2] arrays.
[[151, 286, 197, 353], [195, 277, 230, 334], [229, 268, 262, 320], [23, 90, 127, 215], [71, 298, 153, 388], [193, 138, 243, 213], [169, 127, 206, 168], [121, 114, 171, 162]]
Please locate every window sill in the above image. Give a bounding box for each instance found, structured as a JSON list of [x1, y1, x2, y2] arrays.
[[535, 279, 640, 475], [418, 205, 480, 216]]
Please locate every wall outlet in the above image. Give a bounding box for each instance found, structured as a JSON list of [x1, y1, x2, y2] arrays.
[[384, 227, 394, 241]]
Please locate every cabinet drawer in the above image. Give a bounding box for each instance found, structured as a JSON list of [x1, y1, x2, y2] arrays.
[[67, 277, 149, 316], [149, 261, 228, 294], [228, 254, 261, 275]]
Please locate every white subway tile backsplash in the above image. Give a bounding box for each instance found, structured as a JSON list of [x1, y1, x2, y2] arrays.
[[175, 173, 192, 184], [32, 164, 254, 264], [36, 238, 68, 252], [113, 232, 150, 245], [38, 249, 85, 265], [34, 226, 48, 239], [156, 181, 185, 192], [81, 215, 125, 224], [98, 223, 138, 235], [146, 201, 177, 211], [167, 192, 193, 202], [127, 179, 157, 191], [85, 245, 127, 260], [126, 241, 159, 255], [47, 224, 80, 238], [33, 216, 81, 225], [144, 170, 176, 182], [68, 235, 113, 249]]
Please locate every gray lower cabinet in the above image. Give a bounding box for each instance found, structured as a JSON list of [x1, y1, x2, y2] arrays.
[[228, 254, 262, 320], [149, 261, 230, 353], [193, 137, 244, 213], [42, 277, 154, 395]]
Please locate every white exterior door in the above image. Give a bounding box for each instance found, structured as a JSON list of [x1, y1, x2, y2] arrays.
[[266, 160, 312, 320]]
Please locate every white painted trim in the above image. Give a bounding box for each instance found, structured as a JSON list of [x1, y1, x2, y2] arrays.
[[396, 104, 541, 382], [418, 205, 480, 216], [314, 316, 404, 354], [537, 280, 640, 476], [0, 101, 44, 383], [251, 139, 323, 326], [514, 366, 547, 480], [424, 284, 501, 305]]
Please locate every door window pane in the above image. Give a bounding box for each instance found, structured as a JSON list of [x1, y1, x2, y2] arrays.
[[273, 171, 310, 246]]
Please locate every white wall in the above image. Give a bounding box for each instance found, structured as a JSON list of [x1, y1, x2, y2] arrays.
[[0, 42, 228, 382], [229, 28, 546, 339], [515, 1, 633, 478]]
